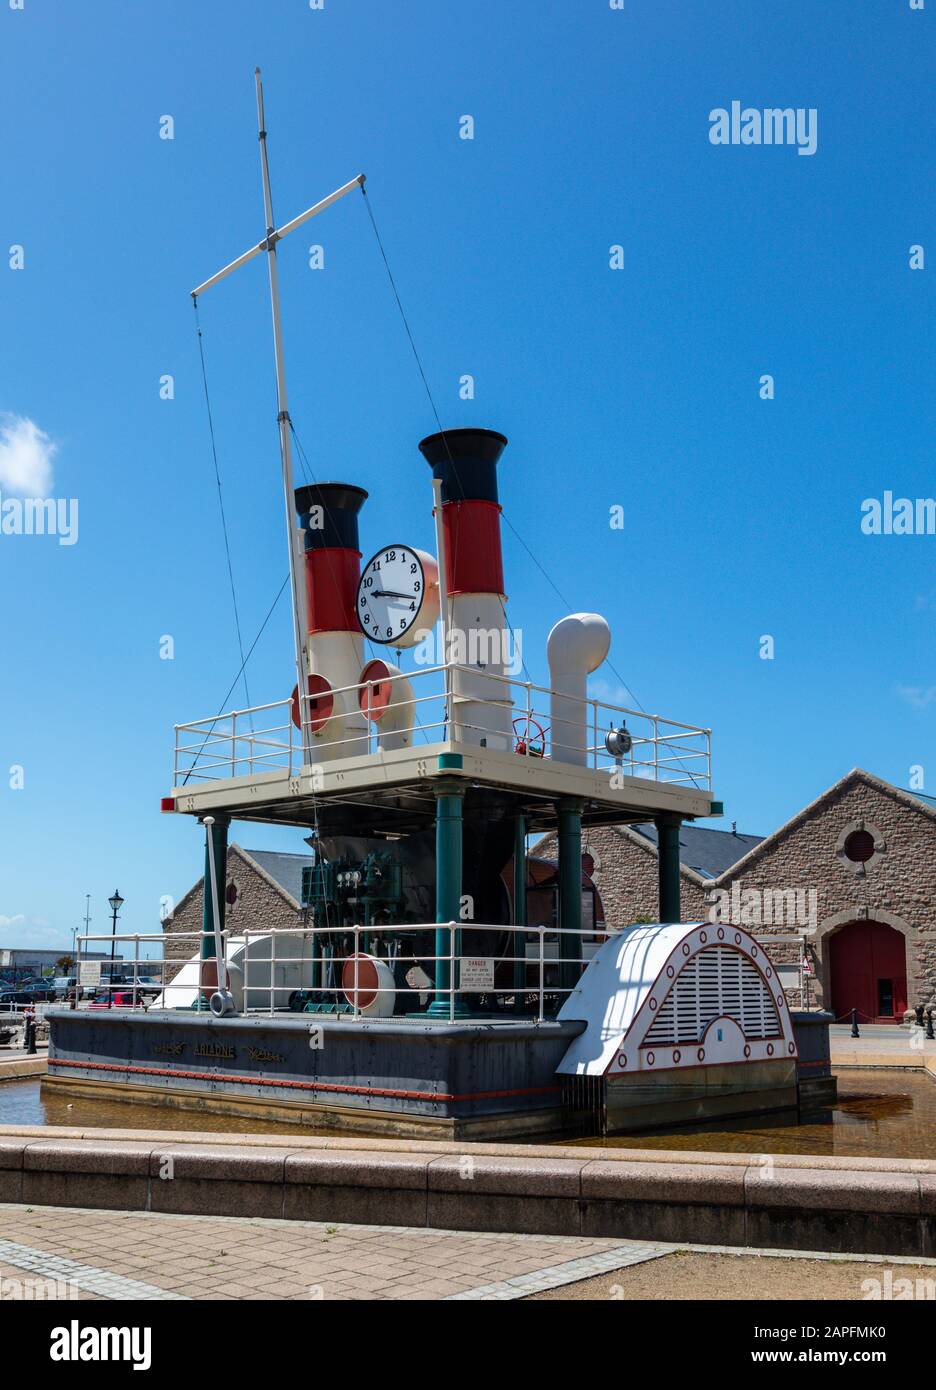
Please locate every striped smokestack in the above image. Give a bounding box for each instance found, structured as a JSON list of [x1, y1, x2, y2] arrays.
[[418, 428, 513, 750], [293, 482, 368, 759]]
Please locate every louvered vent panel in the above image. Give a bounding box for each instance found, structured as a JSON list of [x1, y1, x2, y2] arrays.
[[644, 945, 781, 1045]]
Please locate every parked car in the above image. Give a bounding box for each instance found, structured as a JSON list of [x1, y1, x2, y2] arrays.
[[130, 976, 162, 999], [25, 984, 55, 1002], [0, 990, 34, 1011], [96, 976, 161, 999], [87, 990, 145, 1010]]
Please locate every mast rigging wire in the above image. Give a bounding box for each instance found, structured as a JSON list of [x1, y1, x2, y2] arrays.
[[359, 186, 648, 714], [186, 182, 702, 792], [360, 186, 704, 787], [180, 575, 289, 786], [193, 297, 254, 721]]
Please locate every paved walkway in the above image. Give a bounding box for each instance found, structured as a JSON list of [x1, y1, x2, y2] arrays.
[[830, 1022, 936, 1052], [0, 1204, 934, 1301], [830, 1022, 936, 1073], [529, 1248, 936, 1301]]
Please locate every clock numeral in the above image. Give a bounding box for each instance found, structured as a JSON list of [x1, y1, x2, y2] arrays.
[[385, 550, 397, 563], [413, 581, 421, 592], [410, 562, 417, 573]]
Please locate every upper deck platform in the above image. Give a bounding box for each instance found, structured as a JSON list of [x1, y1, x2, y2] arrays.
[[166, 663, 715, 835]]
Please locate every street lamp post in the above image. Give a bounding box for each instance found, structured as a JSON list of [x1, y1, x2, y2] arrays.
[[107, 891, 124, 1010]]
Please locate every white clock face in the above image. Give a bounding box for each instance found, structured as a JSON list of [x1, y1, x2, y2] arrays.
[[356, 545, 436, 647]]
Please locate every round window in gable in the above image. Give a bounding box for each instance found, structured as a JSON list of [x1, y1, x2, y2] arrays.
[[843, 829, 875, 864]]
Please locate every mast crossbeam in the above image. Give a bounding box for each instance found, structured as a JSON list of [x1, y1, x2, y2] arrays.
[[188, 67, 365, 767]]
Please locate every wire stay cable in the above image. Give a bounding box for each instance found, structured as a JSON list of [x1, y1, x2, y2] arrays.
[[359, 185, 645, 712], [193, 297, 254, 721], [181, 574, 290, 785]]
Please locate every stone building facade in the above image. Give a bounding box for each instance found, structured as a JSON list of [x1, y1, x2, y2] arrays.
[[535, 769, 936, 1022], [163, 772, 935, 1022], [162, 845, 308, 979]]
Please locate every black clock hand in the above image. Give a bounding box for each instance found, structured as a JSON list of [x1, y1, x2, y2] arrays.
[[371, 590, 414, 600]]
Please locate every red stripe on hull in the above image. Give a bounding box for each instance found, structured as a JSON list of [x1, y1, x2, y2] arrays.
[[48, 1057, 560, 1105]]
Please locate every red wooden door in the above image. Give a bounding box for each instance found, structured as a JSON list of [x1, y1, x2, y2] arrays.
[[830, 920, 907, 1024]]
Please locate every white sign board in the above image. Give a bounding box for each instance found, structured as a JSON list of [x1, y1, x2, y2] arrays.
[[79, 961, 101, 988], [459, 957, 495, 992], [776, 965, 800, 994]]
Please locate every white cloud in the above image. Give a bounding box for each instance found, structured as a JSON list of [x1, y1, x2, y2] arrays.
[[0, 413, 57, 496], [0, 914, 25, 929], [588, 677, 638, 710], [897, 685, 936, 710]]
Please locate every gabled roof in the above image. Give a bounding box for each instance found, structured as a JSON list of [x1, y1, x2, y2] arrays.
[[590, 769, 936, 887], [164, 844, 312, 926], [242, 849, 314, 908], [711, 767, 936, 883], [630, 822, 764, 879]]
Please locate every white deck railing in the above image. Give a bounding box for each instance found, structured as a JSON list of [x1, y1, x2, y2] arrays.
[[75, 924, 613, 1025], [173, 663, 711, 791]]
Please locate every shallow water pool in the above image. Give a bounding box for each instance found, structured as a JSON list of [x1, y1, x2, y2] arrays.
[[0, 1070, 932, 1158]]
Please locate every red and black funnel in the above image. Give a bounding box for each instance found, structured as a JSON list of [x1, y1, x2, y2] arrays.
[[418, 428, 508, 597], [293, 482, 368, 634]]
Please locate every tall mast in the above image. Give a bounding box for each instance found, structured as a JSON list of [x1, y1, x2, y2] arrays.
[[253, 68, 312, 763], [190, 71, 365, 762]]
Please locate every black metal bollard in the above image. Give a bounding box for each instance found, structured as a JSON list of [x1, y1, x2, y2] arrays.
[[24, 1017, 36, 1055], [850, 1007, 860, 1039], [915, 1004, 925, 1028], [927, 1009, 935, 1042]]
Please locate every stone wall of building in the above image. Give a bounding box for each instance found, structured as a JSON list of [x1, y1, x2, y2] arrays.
[[706, 777, 936, 1014], [535, 825, 709, 926], [534, 775, 936, 1016], [159, 779, 935, 1015], [161, 845, 302, 982]]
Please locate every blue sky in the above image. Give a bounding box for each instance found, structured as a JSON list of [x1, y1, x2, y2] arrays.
[[1, 0, 933, 951]]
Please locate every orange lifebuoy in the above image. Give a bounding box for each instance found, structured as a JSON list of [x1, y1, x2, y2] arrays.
[[358, 658, 393, 722], [290, 673, 334, 732]]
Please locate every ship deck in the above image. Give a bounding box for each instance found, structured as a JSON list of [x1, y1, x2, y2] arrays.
[[167, 739, 715, 835]]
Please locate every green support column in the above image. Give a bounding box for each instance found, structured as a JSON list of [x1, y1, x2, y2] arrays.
[[427, 781, 467, 1018], [199, 813, 229, 1010], [512, 813, 527, 1014], [557, 798, 585, 999], [655, 813, 682, 922]]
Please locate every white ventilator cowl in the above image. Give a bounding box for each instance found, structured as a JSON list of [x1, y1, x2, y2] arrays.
[[547, 613, 612, 765]]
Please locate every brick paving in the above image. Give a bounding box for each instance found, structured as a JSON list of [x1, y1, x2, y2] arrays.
[[1, 1204, 934, 1301], [0, 1203, 644, 1300]]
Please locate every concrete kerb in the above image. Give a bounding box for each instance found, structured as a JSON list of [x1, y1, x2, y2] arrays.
[[0, 1056, 47, 1083], [0, 1127, 934, 1254]]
